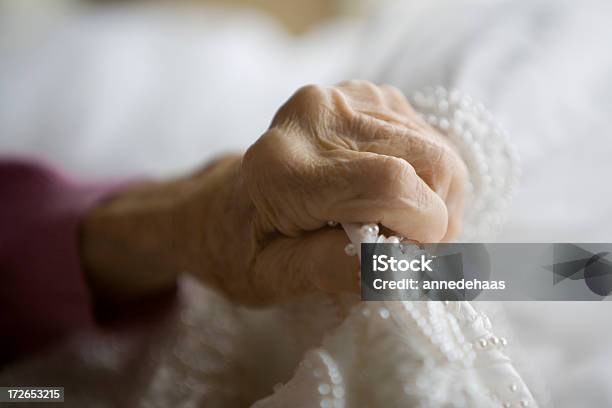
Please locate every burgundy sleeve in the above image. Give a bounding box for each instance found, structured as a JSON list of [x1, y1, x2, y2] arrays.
[[0, 159, 122, 365]]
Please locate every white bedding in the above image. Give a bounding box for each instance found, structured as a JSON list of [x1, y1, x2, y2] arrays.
[[1, 0, 611, 405]]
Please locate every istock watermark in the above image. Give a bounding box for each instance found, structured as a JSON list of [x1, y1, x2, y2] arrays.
[[360, 243, 612, 301]]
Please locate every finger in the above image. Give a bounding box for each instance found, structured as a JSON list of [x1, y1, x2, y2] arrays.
[[351, 121, 457, 199], [332, 83, 459, 199], [379, 85, 468, 240], [270, 84, 333, 130], [379, 84, 420, 118], [333, 82, 423, 130], [332, 82, 411, 127], [243, 128, 446, 242], [335, 80, 385, 106], [251, 228, 360, 303], [327, 86, 454, 197], [442, 174, 466, 242], [313, 152, 449, 243]]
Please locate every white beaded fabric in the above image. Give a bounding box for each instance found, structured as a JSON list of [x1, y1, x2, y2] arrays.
[[410, 86, 521, 240], [252, 224, 538, 408]]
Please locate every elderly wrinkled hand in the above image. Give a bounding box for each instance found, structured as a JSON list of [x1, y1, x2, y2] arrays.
[[82, 80, 467, 306]]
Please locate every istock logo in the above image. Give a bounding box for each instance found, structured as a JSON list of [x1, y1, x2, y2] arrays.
[[372, 254, 433, 272], [545, 244, 612, 296]]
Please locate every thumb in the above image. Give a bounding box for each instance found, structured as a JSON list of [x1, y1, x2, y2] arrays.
[[251, 228, 360, 304]]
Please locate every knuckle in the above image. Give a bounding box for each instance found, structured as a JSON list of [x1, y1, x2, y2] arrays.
[[242, 139, 263, 175], [336, 79, 383, 100], [434, 143, 455, 174], [291, 84, 327, 108], [360, 80, 382, 94], [243, 134, 269, 171], [426, 140, 459, 183], [337, 79, 373, 88], [242, 142, 266, 189], [380, 84, 404, 98], [367, 156, 413, 198], [243, 129, 285, 181], [380, 84, 413, 110], [272, 84, 328, 127]]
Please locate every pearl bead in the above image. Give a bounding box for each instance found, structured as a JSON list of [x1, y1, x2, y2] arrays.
[[503, 403, 511, 408], [378, 308, 390, 319], [318, 383, 331, 395], [509, 384, 518, 392], [478, 339, 488, 348], [500, 337, 508, 347], [327, 221, 338, 227], [452, 122, 464, 135], [520, 400, 529, 407], [332, 385, 345, 398], [387, 236, 400, 244], [359, 224, 380, 238], [344, 244, 356, 256], [320, 399, 333, 408], [490, 336, 500, 346]]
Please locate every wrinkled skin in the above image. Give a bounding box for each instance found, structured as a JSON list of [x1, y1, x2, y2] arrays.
[[82, 80, 468, 306]]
